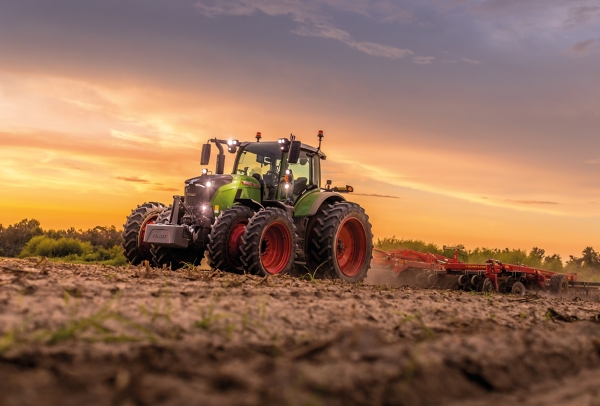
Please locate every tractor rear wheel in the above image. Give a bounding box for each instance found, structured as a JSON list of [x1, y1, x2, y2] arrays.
[[151, 207, 204, 270], [240, 208, 297, 276], [310, 201, 373, 283], [122, 202, 166, 265], [207, 205, 255, 273]]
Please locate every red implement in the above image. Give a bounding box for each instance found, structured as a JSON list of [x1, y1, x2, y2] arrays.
[[372, 246, 596, 296]]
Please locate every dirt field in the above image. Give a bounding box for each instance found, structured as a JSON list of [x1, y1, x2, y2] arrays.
[[2, 258, 600, 406]]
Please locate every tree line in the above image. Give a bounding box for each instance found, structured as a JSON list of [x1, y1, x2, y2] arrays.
[[1, 220, 598, 273], [0, 219, 125, 265]]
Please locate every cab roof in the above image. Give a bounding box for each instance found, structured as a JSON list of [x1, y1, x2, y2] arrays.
[[239, 141, 326, 159]]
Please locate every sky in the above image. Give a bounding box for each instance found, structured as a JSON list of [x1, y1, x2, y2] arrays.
[[0, 0, 599, 259]]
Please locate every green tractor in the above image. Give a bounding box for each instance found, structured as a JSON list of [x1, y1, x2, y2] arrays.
[[122, 131, 373, 282]]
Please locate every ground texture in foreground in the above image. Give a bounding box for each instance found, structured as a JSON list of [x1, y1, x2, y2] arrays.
[[1, 258, 600, 406]]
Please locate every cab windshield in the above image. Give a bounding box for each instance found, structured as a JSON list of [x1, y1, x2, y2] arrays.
[[234, 142, 318, 200]]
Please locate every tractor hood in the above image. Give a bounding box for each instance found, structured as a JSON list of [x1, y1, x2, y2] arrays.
[[183, 174, 233, 216]]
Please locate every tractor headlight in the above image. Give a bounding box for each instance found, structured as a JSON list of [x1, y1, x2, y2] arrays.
[[278, 138, 291, 152], [206, 181, 212, 187], [227, 139, 239, 153], [202, 168, 208, 175], [284, 183, 290, 189]]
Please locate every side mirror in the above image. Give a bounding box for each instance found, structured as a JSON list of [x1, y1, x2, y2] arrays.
[[288, 140, 301, 164], [200, 144, 211, 166]]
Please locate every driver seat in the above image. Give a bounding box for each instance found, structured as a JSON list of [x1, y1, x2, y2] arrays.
[[292, 177, 308, 198]]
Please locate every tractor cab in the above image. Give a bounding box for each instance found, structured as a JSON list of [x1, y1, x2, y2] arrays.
[[233, 141, 324, 203]]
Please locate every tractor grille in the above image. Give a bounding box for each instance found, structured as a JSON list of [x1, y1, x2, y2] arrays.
[[184, 184, 205, 208], [183, 174, 233, 216]]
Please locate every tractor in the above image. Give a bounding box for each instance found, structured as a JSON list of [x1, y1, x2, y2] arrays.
[[122, 131, 373, 282]]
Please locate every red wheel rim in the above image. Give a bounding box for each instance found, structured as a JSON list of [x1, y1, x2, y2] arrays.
[[335, 217, 367, 277], [260, 222, 291, 274], [227, 221, 248, 269], [138, 214, 158, 257]]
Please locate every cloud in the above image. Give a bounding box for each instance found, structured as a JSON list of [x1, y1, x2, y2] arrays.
[[462, 58, 482, 64], [413, 56, 435, 65], [152, 186, 179, 192], [110, 130, 152, 144], [353, 193, 400, 199], [564, 5, 600, 28], [115, 176, 150, 183], [570, 38, 598, 54], [508, 200, 559, 206], [482, 196, 559, 206], [195, 0, 414, 60]]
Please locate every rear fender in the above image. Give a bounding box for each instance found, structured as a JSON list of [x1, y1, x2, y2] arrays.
[[294, 191, 345, 217]]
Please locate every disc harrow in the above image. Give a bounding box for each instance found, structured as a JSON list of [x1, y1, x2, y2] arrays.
[[372, 246, 600, 296]]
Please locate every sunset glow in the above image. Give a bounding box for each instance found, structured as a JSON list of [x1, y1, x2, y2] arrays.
[[1, 0, 599, 259]]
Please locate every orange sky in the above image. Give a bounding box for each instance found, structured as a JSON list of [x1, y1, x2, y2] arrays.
[[1, 1, 599, 260]]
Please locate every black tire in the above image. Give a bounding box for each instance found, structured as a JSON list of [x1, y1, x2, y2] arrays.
[[310, 201, 373, 283], [122, 202, 166, 265], [416, 272, 430, 288], [511, 281, 526, 296], [481, 278, 494, 293], [240, 208, 297, 276], [549, 274, 569, 297], [150, 208, 204, 270], [207, 206, 255, 274]]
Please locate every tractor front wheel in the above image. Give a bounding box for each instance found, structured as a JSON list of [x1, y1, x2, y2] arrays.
[[122, 202, 166, 265], [207, 205, 255, 273], [240, 208, 297, 276], [310, 202, 373, 283]]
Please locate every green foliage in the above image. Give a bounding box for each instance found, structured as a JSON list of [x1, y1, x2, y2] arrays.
[[20, 236, 93, 258], [44, 226, 122, 249], [0, 219, 126, 265], [0, 219, 44, 257], [376, 237, 444, 255], [466, 247, 530, 266]]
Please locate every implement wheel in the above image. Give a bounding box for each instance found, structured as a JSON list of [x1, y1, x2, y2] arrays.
[[511, 281, 526, 296], [240, 208, 297, 276], [122, 202, 166, 265], [151, 208, 204, 270], [207, 206, 255, 274], [550, 274, 569, 297], [481, 278, 494, 293], [310, 202, 373, 283]]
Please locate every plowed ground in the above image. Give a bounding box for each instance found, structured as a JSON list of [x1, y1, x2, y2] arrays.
[[1, 259, 600, 406]]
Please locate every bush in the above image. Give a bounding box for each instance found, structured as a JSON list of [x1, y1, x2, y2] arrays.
[[20, 236, 92, 258]]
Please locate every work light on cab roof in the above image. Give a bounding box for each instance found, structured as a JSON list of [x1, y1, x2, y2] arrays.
[[122, 130, 371, 283]]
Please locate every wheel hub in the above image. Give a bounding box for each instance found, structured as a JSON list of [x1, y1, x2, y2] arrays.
[[335, 217, 367, 277]]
